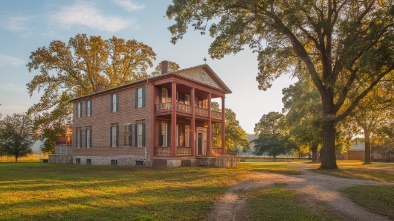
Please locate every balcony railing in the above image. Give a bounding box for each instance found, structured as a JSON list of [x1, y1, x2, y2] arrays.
[[155, 102, 222, 119], [211, 110, 223, 120], [154, 146, 192, 156], [177, 147, 192, 155]]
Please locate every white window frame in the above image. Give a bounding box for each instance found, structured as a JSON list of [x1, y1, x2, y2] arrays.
[[112, 94, 118, 112], [137, 124, 143, 147], [137, 87, 143, 108], [86, 100, 91, 116], [161, 122, 168, 147], [161, 88, 168, 103], [77, 102, 82, 118], [111, 126, 117, 147], [86, 128, 91, 148], [185, 94, 190, 105], [185, 125, 190, 147], [124, 123, 132, 146]]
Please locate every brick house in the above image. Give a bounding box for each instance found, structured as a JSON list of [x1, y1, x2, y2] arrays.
[[63, 61, 235, 167]]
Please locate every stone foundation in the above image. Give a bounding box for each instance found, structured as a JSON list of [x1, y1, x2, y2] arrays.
[[73, 155, 150, 166]]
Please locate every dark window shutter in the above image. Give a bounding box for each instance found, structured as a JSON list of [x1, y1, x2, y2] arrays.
[[85, 129, 87, 148], [135, 88, 138, 108], [90, 128, 92, 148], [135, 124, 138, 146], [142, 86, 146, 107], [116, 125, 119, 147], [116, 94, 119, 112], [85, 101, 88, 116], [142, 123, 145, 146], [110, 95, 113, 112], [79, 130, 82, 148], [159, 123, 163, 146], [167, 123, 171, 147], [75, 129, 78, 147], [129, 135, 132, 146], [110, 127, 112, 147]]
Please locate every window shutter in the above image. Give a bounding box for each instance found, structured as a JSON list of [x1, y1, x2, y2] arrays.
[[85, 101, 88, 116], [75, 129, 78, 148], [142, 86, 146, 107], [110, 127, 112, 147], [110, 95, 113, 112], [167, 123, 171, 146], [116, 125, 119, 147], [135, 88, 138, 108], [79, 130, 82, 148], [116, 94, 119, 112], [135, 124, 138, 146], [89, 128, 92, 148], [142, 124, 146, 147], [85, 129, 87, 148], [159, 123, 163, 146]]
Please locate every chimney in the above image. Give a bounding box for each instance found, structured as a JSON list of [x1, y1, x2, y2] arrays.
[[96, 83, 103, 92], [161, 60, 169, 75]]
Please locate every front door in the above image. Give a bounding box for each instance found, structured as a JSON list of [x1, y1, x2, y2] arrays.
[[197, 132, 203, 155]]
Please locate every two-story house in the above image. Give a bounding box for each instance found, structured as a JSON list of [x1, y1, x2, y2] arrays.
[[67, 61, 234, 167]]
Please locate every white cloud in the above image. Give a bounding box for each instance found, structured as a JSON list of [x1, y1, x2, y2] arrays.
[[112, 0, 145, 11], [0, 83, 24, 92], [53, 2, 135, 32], [0, 16, 34, 31], [0, 55, 24, 66]]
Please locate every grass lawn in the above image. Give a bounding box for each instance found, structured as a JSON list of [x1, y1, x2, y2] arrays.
[[237, 162, 302, 175], [240, 186, 345, 221], [311, 160, 394, 183], [342, 185, 394, 220], [0, 163, 249, 221]]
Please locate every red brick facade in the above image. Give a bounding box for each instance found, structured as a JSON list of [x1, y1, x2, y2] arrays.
[[69, 63, 231, 166]]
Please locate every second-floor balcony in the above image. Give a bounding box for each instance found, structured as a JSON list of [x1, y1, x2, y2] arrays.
[[156, 102, 222, 120]]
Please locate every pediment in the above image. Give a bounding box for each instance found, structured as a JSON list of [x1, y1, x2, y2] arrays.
[[176, 67, 221, 89]]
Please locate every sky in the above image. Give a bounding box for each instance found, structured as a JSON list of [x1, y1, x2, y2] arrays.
[[0, 0, 296, 134]]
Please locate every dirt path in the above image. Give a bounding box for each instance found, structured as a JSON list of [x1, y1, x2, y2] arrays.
[[206, 164, 393, 221]]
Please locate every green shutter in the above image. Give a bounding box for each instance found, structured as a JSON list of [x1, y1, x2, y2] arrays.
[[159, 123, 163, 146], [110, 95, 113, 112], [85, 101, 88, 116], [116, 125, 119, 147], [135, 124, 138, 146], [116, 94, 119, 112], [135, 88, 138, 108], [142, 123, 145, 146], [79, 130, 82, 148], [89, 128, 92, 148], [85, 129, 87, 148], [142, 86, 146, 107], [110, 127, 112, 147]]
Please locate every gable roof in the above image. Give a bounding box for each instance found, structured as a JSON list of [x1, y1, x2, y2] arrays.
[[69, 64, 231, 102]]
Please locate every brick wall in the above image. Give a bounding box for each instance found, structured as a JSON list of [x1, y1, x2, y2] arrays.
[[72, 82, 153, 161]]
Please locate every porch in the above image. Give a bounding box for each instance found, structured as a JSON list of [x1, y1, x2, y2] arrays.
[[154, 146, 224, 157]]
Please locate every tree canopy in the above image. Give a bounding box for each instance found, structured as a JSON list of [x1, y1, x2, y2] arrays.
[[167, 0, 394, 169], [27, 34, 176, 153], [0, 113, 34, 162]]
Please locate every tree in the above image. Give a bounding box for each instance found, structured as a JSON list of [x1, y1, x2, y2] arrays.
[[151, 61, 180, 76], [27, 34, 164, 153], [167, 1, 394, 169], [211, 102, 250, 154], [282, 77, 322, 161], [0, 113, 34, 162], [253, 112, 297, 160]]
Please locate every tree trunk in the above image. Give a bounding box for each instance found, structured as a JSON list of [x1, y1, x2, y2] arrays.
[[364, 130, 371, 164], [273, 155, 276, 162], [319, 122, 338, 169], [311, 143, 318, 162]]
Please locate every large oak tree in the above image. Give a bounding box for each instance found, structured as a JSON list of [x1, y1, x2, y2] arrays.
[[167, 0, 394, 169], [27, 34, 174, 153]]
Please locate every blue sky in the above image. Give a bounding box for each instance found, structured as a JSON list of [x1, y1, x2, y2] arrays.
[[0, 0, 295, 134]]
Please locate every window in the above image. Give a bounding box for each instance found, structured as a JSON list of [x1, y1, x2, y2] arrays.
[[85, 128, 92, 148], [161, 88, 168, 103], [161, 122, 168, 147], [185, 125, 190, 147], [111, 160, 118, 165], [86, 100, 92, 116], [76, 128, 82, 148], [110, 94, 118, 112], [124, 123, 132, 146], [110, 125, 119, 147], [185, 94, 190, 105], [77, 102, 82, 118], [75, 158, 81, 164], [135, 86, 145, 108], [135, 121, 145, 147], [86, 159, 92, 164]]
